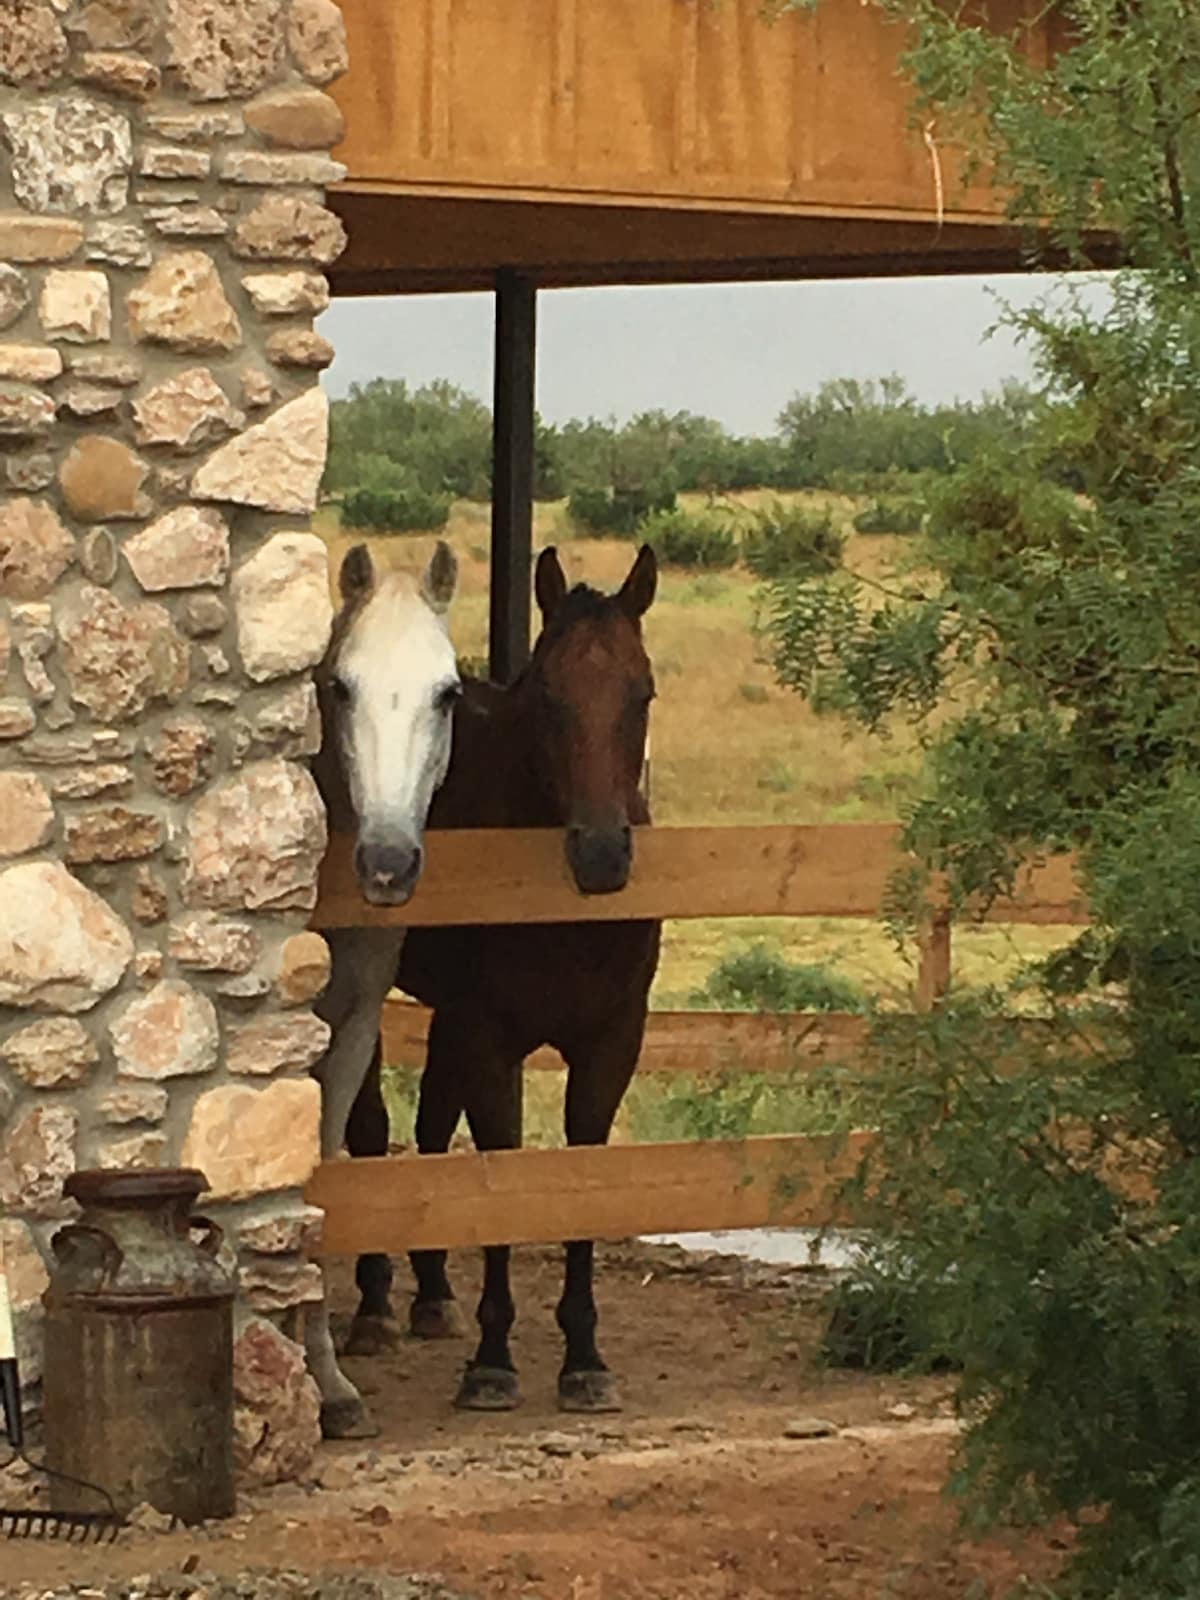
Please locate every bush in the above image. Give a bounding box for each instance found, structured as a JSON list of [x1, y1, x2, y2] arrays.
[[822, 1253, 961, 1374], [341, 482, 452, 532], [638, 506, 738, 569], [567, 481, 676, 537], [852, 496, 926, 535], [742, 501, 845, 579], [692, 943, 868, 1014]]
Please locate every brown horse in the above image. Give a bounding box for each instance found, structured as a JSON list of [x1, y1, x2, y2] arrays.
[[345, 543, 661, 1413]]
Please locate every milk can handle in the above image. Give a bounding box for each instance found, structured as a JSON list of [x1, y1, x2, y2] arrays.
[[51, 1223, 123, 1287], [189, 1215, 224, 1258]]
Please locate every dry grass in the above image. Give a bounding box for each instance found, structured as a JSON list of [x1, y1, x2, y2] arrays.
[[314, 492, 1078, 1044]]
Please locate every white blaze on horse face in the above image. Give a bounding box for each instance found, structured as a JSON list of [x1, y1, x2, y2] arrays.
[[335, 575, 459, 892]]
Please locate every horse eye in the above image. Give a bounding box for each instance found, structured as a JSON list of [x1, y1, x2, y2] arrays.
[[435, 681, 461, 715]]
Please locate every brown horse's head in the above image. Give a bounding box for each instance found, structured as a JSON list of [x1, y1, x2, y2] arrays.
[[530, 543, 657, 895]]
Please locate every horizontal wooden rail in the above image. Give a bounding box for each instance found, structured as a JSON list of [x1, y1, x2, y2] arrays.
[[305, 1132, 875, 1254], [382, 998, 871, 1074], [312, 823, 1088, 930]]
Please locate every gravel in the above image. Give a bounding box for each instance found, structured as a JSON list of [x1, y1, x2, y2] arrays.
[[2, 1572, 470, 1600]]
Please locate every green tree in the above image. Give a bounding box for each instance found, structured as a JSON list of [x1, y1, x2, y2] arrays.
[[768, 2, 1200, 1594]]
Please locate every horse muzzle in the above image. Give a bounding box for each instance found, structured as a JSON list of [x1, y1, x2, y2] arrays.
[[355, 838, 423, 906], [565, 824, 632, 896]]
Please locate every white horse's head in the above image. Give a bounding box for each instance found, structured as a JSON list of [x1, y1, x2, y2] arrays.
[[318, 541, 460, 906]]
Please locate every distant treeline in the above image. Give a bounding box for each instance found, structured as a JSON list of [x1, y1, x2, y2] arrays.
[[324, 373, 1047, 531]]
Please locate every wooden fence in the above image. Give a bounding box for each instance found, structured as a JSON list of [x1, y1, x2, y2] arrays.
[[305, 823, 1087, 1256]]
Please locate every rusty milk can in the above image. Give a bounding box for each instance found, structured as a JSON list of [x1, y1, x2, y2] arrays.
[[42, 1167, 236, 1524]]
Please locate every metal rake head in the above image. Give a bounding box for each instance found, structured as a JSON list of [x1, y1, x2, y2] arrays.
[[2, 1504, 124, 1542]]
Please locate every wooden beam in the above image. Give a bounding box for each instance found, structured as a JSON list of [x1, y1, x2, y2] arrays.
[[381, 998, 871, 1073], [305, 1132, 875, 1254], [311, 823, 1089, 930], [489, 270, 537, 683]]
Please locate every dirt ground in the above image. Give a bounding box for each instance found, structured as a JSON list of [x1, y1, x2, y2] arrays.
[[2, 1241, 1064, 1600]]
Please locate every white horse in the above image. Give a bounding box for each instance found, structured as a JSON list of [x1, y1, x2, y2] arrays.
[[306, 539, 460, 1438]]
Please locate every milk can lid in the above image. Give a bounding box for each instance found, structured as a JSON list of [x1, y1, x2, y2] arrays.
[[64, 1167, 211, 1208]]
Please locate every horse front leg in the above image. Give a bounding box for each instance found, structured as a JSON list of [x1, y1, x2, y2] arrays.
[[408, 1014, 467, 1339], [452, 1025, 524, 1411], [306, 928, 405, 1439], [556, 1021, 644, 1413], [342, 1038, 402, 1356]]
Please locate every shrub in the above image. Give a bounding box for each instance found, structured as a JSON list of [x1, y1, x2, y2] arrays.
[[742, 501, 845, 579], [852, 496, 926, 535], [638, 505, 737, 569], [341, 481, 452, 532], [692, 943, 868, 1014], [567, 481, 676, 537]]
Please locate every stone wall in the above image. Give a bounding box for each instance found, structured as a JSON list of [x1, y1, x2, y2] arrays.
[[0, 0, 351, 1472]]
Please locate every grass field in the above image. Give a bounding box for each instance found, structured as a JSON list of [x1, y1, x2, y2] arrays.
[[315, 492, 1078, 1143]]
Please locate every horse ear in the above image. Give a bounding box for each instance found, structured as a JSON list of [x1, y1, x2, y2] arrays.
[[339, 543, 374, 607], [617, 543, 657, 620], [535, 546, 568, 622], [421, 539, 458, 614]]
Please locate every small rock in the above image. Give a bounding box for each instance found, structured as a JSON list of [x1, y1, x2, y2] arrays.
[[148, 205, 228, 239], [67, 351, 141, 386], [0, 386, 55, 439], [59, 435, 151, 521], [143, 107, 244, 142], [165, 0, 284, 101], [288, 0, 349, 84], [0, 770, 54, 857], [39, 268, 111, 344], [124, 506, 230, 591], [0, 0, 68, 85], [539, 1433, 576, 1458], [240, 366, 273, 409], [146, 714, 216, 795], [1, 90, 131, 214], [73, 49, 160, 99], [0, 497, 75, 599], [132, 367, 243, 451], [0, 858, 131, 1011], [98, 1083, 168, 1124], [79, 527, 118, 584], [127, 251, 241, 354], [140, 143, 212, 180], [232, 531, 333, 680], [0, 345, 62, 382], [244, 87, 344, 150], [226, 1011, 330, 1076], [58, 381, 124, 418], [63, 804, 164, 864], [0, 214, 83, 263], [783, 1416, 839, 1440], [0, 264, 30, 331], [886, 1402, 917, 1421], [218, 149, 345, 186], [84, 219, 151, 268], [1, 1017, 97, 1088], [167, 912, 259, 972], [3, 451, 54, 492], [231, 194, 347, 265], [74, 0, 159, 50], [179, 591, 228, 637], [110, 978, 219, 1080], [265, 327, 335, 369], [131, 865, 168, 923], [276, 931, 330, 1005], [240, 270, 330, 316]]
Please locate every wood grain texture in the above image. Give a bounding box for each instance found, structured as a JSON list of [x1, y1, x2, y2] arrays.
[[311, 824, 1089, 930], [305, 1132, 875, 1254]]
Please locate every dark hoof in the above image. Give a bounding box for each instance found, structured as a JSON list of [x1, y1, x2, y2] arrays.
[[410, 1298, 466, 1341], [455, 1365, 521, 1411], [558, 1369, 622, 1414], [320, 1396, 380, 1440], [343, 1314, 404, 1357]]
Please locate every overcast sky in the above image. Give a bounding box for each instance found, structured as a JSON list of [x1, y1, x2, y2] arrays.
[[317, 273, 1114, 437]]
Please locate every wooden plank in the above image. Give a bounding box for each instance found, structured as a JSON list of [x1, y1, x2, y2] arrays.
[[305, 1132, 875, 1254], [311, 823, 1090, 930], [381, 1000, 872, 1074], [489, 271, 536, 683], [331, 0, 1023, 218]]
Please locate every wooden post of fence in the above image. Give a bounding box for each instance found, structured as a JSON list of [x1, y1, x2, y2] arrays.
[[916, 907, 952, 1012]]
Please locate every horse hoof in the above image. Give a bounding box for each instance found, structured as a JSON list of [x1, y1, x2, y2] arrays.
[[343, 1314, 403, 1357], [410, 1299, 466, 1341], [320, 1396, 381, 1440], [455, 1365, 521, 1411], [558, 1370, 623, 1414]]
